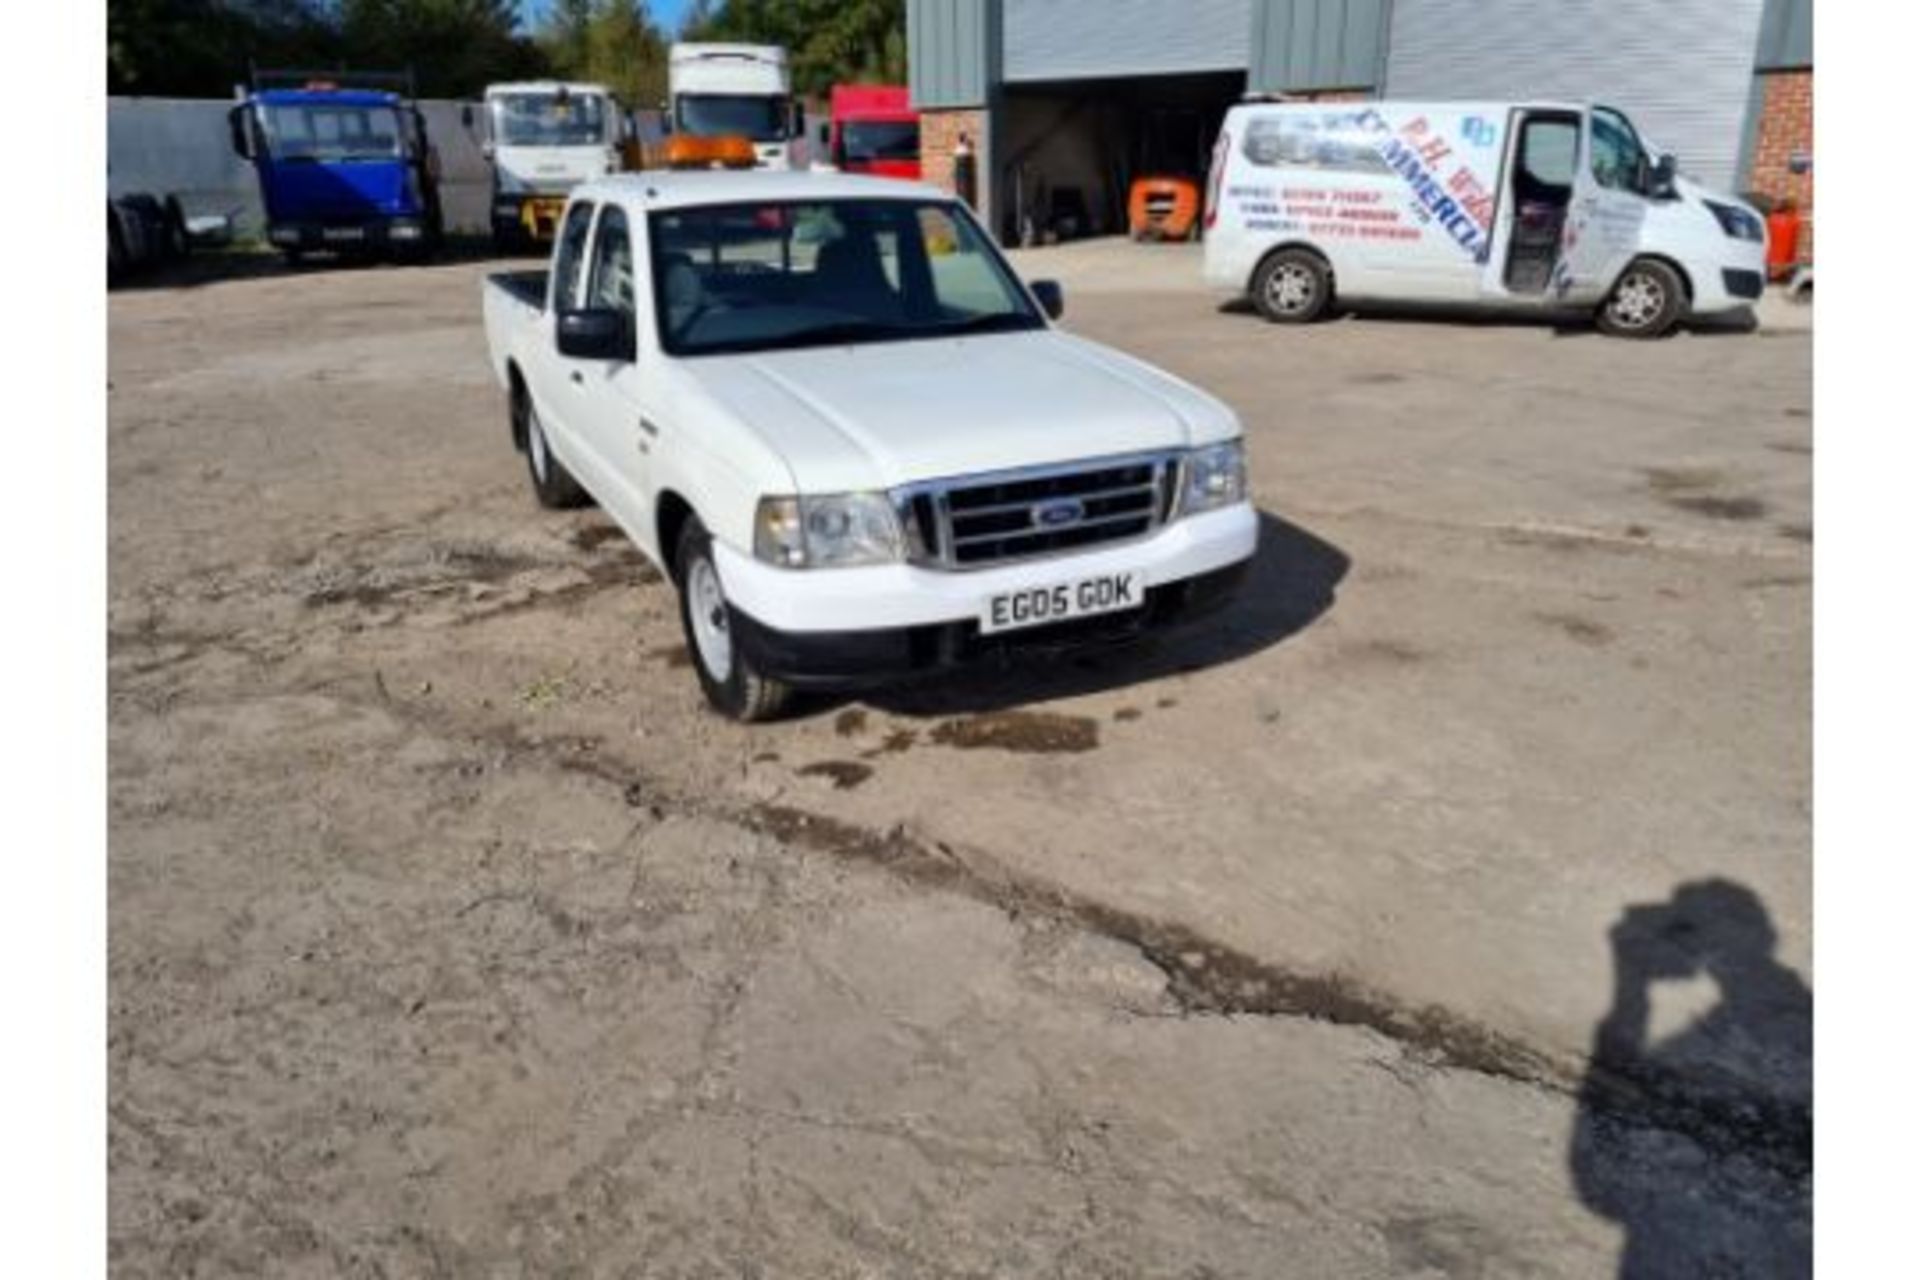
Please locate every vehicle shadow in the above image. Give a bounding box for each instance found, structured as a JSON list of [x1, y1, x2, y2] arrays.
[[1570, 879, 1812, 1278], [825, 509, 1349, 720], [1215, 295, 1758, 338]]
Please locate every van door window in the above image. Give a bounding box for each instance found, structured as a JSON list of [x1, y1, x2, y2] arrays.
[[552, 202, 595, 309], [1589, 109, 1646, 193]]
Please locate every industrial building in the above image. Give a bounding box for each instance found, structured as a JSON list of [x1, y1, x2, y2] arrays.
[[908, 0, 1812, 249]]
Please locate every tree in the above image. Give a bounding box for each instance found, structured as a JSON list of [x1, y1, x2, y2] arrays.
[[541, 1, 669, 108]]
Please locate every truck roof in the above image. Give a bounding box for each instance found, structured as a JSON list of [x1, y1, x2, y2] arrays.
[[253, 87, 404, 108], [670, 43, 788, 66], [1230, 98, 1589, 118], [577, 170, 943, 210], [485, 81, 614, 98], [831, 84, 913, 118]]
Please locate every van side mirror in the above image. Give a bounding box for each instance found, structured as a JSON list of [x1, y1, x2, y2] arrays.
[[227, 106, 252, 160], [1031, 280, 1065, 321], [556, 308, 634, 362], [1648, 152, 1677, 199]]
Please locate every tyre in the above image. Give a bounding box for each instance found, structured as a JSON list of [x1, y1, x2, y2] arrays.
[[1597, 258, 1685, 338], [674, 516, 791, 723], [162, 199, 190, 261], [1252, 248, 1332, 323], [520, 391, 590, 510]]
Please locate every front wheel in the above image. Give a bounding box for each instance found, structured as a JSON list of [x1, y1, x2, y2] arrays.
[[675, 518, 791, 723], [521, 393, 590, 510], [1252, 249, 1332, 324], [1597, 258, 1685, 338]]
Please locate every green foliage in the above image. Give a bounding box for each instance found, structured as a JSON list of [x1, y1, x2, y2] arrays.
[[539, 1, 670, 108], [683, 0, 907, 98], [107, 0, 544, 98]]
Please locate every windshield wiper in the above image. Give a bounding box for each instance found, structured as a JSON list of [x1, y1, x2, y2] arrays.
[[753, 320, 904, 351], [933, 312, 1043, 336]]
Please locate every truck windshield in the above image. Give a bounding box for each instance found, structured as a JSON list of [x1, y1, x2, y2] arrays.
[[262, 103, 406, 162], [651, 199, 1044, 357], [840, 120, 919, 164], [676, 94, 786, 142], [494, 93, 607, 147]]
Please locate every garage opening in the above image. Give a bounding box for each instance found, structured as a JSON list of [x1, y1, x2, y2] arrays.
[[995, 71, 1244, 247]]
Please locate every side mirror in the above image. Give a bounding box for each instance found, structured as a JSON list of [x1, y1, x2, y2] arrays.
[[1649, 152, 1678, 198], [556, 309, 634, 362], [1031, 280, 1065, 321], [227, 106, 252, 160]]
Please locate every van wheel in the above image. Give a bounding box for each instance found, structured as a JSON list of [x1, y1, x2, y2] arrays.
[[1252, 249, 1331, 323], [521, 393, 590, 510], [675, 517, 791, 723], [1598, 259, 1685, 338]]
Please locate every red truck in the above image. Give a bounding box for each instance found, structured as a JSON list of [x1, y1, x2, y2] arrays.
[[827, 84, 920, 179]]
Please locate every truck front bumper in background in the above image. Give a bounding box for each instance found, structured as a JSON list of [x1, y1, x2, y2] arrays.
[[714, 503, 1260, 688], [268, 218, 426, 251]]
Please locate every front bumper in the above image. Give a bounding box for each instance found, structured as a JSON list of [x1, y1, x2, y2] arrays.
[[714, 502, 1259, 688], [1685, 239, 1769, 314], [267, 218, 426, 250]]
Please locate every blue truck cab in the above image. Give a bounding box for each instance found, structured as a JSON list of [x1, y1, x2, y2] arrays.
[[228, 77, 443, 261]]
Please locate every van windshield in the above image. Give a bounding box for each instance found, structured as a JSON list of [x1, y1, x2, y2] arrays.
[[650, 198, 1043, 356], [841, 120, 919, 163], [677, 94, 786, 142]]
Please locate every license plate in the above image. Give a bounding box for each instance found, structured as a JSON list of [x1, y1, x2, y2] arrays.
[[322, 227, 363, 242], [981, 571, 1145, 635]]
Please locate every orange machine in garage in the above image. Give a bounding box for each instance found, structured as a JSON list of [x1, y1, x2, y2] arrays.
[[1128, 175, 1202, 241]]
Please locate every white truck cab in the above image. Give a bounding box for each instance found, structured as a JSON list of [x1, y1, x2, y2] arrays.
[[1203, 100, 1768, 337], [482, 172, 1256, 720], [469, 81, 624, 247], [667, 44, 802, 172]]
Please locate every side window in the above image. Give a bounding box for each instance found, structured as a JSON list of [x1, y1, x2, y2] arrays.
[[552, 202, 595, 310], [1517, 118, 1578, 190], [1590, 110, 1644, 192], [586, 206, 635, 317]]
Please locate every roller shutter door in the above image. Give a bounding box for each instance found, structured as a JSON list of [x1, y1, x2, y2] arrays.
[[1003, 0, 1253, 81], [1384, 0, 1766, 191]]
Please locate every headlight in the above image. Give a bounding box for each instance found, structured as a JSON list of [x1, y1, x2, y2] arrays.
[[1704, 199, 1764, 243], [754, 493, 903, 568], [1178, 440, 1247, 516]]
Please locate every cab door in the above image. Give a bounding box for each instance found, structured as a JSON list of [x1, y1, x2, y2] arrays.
[[565, 203, 653, 535], [530, 199, 597, 473], [1554, 106, 1650, 304]]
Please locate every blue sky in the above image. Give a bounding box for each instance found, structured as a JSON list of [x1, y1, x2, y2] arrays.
[[517, 1, 698, 35]]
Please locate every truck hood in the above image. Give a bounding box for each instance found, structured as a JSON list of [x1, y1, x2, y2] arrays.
[[692, 330, 1239, 494], [493, 144, 614, 194]]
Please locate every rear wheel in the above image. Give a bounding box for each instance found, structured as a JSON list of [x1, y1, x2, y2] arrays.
[[1597, 258, 1685, 338], [521, 392, 590, 510], [1252, 249, 1332, 324], [675, 517, 791, 723]]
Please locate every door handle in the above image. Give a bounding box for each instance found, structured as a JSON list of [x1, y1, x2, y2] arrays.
[[639, 417, 660, 438], [569, 370, 584, 385]]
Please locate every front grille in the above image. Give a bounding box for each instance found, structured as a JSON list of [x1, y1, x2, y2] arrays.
[[896, 452, 1181, 570]]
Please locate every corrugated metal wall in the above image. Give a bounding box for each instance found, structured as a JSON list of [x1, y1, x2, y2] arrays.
[[1002, 0, 1251, 82], [1756, 0, 1813, 70], [909, 0, 997, 108], [1247, 0, 1389, 93], [1384, 0, 1767, 191]]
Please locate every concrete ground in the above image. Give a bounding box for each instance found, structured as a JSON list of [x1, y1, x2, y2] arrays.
[[109, 239, 1810, 1276]]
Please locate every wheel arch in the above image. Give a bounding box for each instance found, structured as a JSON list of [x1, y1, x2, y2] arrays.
[[655, 489, 696, 583]]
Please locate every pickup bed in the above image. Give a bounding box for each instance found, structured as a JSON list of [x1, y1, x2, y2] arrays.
[[483, 169, 1257, 720]]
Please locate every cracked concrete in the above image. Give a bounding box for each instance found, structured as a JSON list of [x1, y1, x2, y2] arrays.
[[110, 248, 1809, 1275]]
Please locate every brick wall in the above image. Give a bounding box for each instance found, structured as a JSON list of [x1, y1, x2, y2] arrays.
[[920, 107, 988, 208], [1748, 69, 1813, 260]]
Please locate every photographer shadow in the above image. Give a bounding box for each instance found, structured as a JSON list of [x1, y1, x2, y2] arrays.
[[1571, 879, 1812, 1278]]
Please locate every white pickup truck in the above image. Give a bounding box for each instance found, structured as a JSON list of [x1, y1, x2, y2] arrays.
[[481, 171, 1257, 720]]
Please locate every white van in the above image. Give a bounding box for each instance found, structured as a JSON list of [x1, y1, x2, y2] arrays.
[[1202, 100, 1767, 337]]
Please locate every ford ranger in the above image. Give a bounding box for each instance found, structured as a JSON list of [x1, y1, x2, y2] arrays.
[[481, 171, 1257, 720]]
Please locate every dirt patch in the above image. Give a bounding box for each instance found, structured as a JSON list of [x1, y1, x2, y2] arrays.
[[648, 644, 693, 669], [928, 711, 1100, 754], [1533, 612, 1614, 647], [1642, 466, 1724, 494], [1777, 522, 1813, 544], [1782, 407, 1810, 419], [1350, 371, 1406, 386], [1767, 441, 1812, 456], [833, 708, 869, 737], [1113, 707, 1143, 723], [796, 760, 875, 790], [568, 523, 625, 551], [1340, 638, 1427, 666], [858, 729, 918, 760]]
